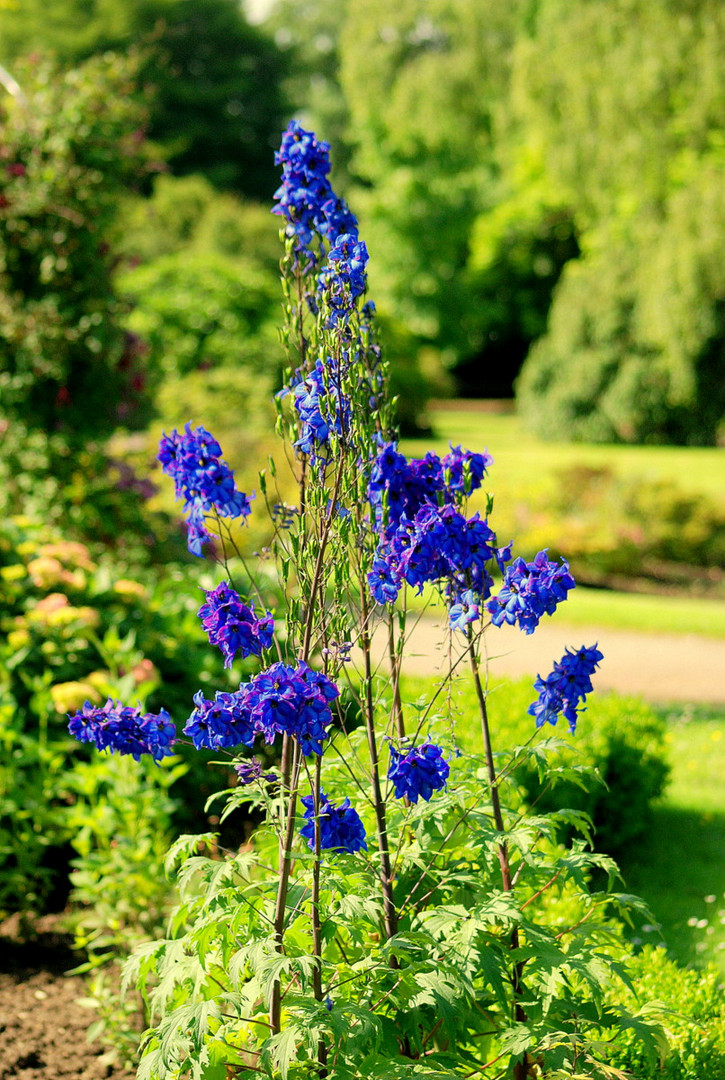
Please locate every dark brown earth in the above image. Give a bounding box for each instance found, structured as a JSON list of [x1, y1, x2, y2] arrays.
[[0, 917, 133, 1080]]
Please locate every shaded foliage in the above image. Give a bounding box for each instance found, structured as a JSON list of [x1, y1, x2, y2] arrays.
[[0, 52, 151, 439]]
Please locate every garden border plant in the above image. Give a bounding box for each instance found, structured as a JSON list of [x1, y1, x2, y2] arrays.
[[68, 123, 669, 1079]]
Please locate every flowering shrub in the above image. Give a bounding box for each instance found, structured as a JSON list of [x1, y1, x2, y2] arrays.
[[70, 124, 671, 1078]]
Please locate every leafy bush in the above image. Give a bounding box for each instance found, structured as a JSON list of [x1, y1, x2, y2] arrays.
[[606, 946, 725, 1079], [0, 52, 152, 438], [440, 675, 670, 859], [67, 753, 184, 1068], [118, 251, 281, 385], [516, 173, 725, 446], [0, 514, 240, 915], [508, 464, 725, 589]]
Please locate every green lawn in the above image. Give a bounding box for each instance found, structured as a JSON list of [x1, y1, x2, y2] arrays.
[[404, 405, 725, 502], [619, 704, 725, 974], [401, 581, 725, 638]]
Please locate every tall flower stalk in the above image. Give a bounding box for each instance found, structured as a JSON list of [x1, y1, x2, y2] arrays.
[[68, 123, 667, 1079]]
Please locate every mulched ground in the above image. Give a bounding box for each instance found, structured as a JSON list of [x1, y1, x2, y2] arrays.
[[0, 916, 133, 1080]]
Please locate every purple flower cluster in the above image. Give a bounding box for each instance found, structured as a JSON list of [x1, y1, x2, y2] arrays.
[[368, 441, 492, 534], [198, 581, 274, 668], [185, 689, 257, 751], [486, 550, 576, 634], [366, 442, 509, 628], [183, 662, 339, 756], [157, 424, 253, 556], [68, 699, 176, 762], [300, 791, 367, 854], [292, 358, 351, 461], [234, 758, 277, 786], [388, 742, 450, 804], [272, 121, 357, 261], [318, 232, 369, 325], [528, 644, 604, 734]]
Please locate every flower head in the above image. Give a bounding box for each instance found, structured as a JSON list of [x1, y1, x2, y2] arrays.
[[486, 550, 575, 634], [68, 699, 176, 761], [388, 742, 450, 803], [198, 581, 274, 668], [300, 791, 367, 854], [528, 644, 604, 733], [157, 424, 253, 556]]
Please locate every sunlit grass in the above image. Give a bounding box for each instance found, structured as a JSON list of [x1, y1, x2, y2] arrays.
[[405, 405, 725, 502], [400, 581, 725, 638], [619, 704, 725, 973]]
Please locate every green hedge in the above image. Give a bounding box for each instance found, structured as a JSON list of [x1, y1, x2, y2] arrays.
[[404, 674, 670, 860], [607, 946, 725, 1079]]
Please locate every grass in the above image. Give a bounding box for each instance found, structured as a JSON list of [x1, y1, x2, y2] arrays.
[[619, 703, 725, 974], [400, 581, 725, 638], [405, 405, 725, 502]]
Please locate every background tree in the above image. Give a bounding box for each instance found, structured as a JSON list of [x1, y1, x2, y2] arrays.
[[0, 52, 151, 439], [513, 0, 725, 443], [0, 0, 289, 197]]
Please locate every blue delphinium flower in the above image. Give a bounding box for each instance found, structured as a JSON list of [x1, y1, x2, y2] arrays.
[[300, 791, 367, 854], [448, 589, 480, 632], [242, 661, 339, 756], [272, 120, 357, 262], [68, 699, 176, 761], [388, 742, 450, 803], [441, 444, 493, 498], [291, 358, 352, 462], [318, 232, 369, 325], [528, 644, 604, 734], [198, 581, 274, 668], [234, 758, 277, 786], [184, 689, 257, 751], [157, 424, 253, 556], [486, 550, 575, 634]]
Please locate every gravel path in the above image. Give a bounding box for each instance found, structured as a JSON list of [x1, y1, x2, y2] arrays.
[[366, 616, 725, 705]]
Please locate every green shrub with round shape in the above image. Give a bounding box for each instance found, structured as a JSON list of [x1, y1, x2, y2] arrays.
[[428, 674, 670, 860], [606, 946, 725, 1079]]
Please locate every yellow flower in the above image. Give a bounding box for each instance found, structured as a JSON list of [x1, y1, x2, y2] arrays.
[[113, 578, 149, 601], [0, 564, 26, 583], [50, 681, 102, 714]]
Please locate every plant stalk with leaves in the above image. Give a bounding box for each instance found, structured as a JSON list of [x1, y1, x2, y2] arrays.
[[69, 122, 669, 1079]]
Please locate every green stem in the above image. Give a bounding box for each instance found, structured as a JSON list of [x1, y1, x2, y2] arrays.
[[467, 639, 529, 1079]]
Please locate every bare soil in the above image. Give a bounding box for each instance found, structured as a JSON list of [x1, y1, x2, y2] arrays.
[[0, 917, 132, 1080]]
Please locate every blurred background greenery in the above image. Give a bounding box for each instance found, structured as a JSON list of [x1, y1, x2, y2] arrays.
[[0, 2, 724, 1060]]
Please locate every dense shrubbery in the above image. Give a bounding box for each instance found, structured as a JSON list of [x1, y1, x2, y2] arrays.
[[0, 514, 240, 914], [508, 465, 725, 591], [0, 52, 152, 439], [608, 947, 725, 1079], [413, 675, 670, 860]]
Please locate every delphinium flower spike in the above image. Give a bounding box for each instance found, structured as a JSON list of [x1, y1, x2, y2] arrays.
[[68, 699, 176, 761], [528, 644, 604, 733], [300, 791, 367, 854], [157, 424, 253, 556]]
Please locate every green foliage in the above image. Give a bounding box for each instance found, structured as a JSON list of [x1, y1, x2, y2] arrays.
[[67, 752, 184, 1066], [128, 734, 663, 1079], [514, 1, 725, 443], [0, 0, 289, 198], [118, 251, 281, 386], [0, 52, 152, 438], [0, 513, 235, 914], [115, 174, 283, 266], [442, 676, 670, 860], [606, 947, 725, 1078]]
